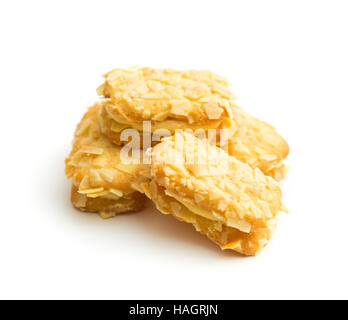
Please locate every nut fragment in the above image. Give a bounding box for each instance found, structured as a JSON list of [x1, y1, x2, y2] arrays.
[[204, 103, 224, 120], [80, 146, 104, 155]]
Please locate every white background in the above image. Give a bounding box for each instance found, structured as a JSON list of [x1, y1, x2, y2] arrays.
[[1, 0, 347, 299]]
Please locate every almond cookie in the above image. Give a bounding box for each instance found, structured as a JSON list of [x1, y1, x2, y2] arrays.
[[97, 67, 236, 146], [144, 132, 285, 256], [65, 103, 148, 218], [97, 67, 288, 180], [227, 105, 289, 181]]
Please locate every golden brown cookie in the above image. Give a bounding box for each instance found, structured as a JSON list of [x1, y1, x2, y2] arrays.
[[143, 132, 285, 256], [97, 67, 235, 122], [96, 67, 288, 180], [227, 105, 289, 181], [98, 100, 234, 147], [65, 103, 148, 218], [97, 67, 237, 146]]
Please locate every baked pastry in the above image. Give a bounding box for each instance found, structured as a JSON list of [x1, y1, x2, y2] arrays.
[[142, 132, 285, 255], [97, 67, 288, 180], [65, 103, 148, 218], [97, 67, 236, 146], [226, 105, 289, 181], [65, 66, 289, 255]]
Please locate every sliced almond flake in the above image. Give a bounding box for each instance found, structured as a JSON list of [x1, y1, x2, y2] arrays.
[[165, 190, 219, 222], [259, 154, 278, 162], [152, 111, 170, 121], [79, 175, 90, 190], [208, 191, 223, 201], [80, 145, 104, 155], [115, 163, 137, 174], [164, 166, 176, 177], [109, 188, 123, 197], [86, 191, 108, 198], [131, 182, 143, 193], [141, 182, 152, 199], [147, 80, 164, 92], [99, 168, 118, 182], [89, 169, 102, 186], [174, 207, 197, 224], [204, 103, 224, 120], [93, 156, 108, 168], [75, 119, 92, 136], [102, 193, 121, 201], [225, 217, 251, 233], [212, 211, 225, 222], [170, 100, 190, 116], [77, 157, 92, 168], [254, 146, 265, 155], [183, 85, 206, 100], [78, 187, 104, 194]]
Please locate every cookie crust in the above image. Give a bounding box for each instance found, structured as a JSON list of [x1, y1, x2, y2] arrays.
[[97, 67, 235, 123], [65, 103, 148, 217], [146, 132, 284, 255]]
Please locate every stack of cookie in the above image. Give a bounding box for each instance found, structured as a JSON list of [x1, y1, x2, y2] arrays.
[[65, 67, 289, 255]]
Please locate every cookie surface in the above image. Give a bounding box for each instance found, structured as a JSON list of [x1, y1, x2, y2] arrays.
[[227, 105, 289, 181], [98, 100, 234, 147], [97, 67, 288, 181], [65, 103, 148, 218], [146, 132, 284, 255], [97, 67, 235, 123]]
